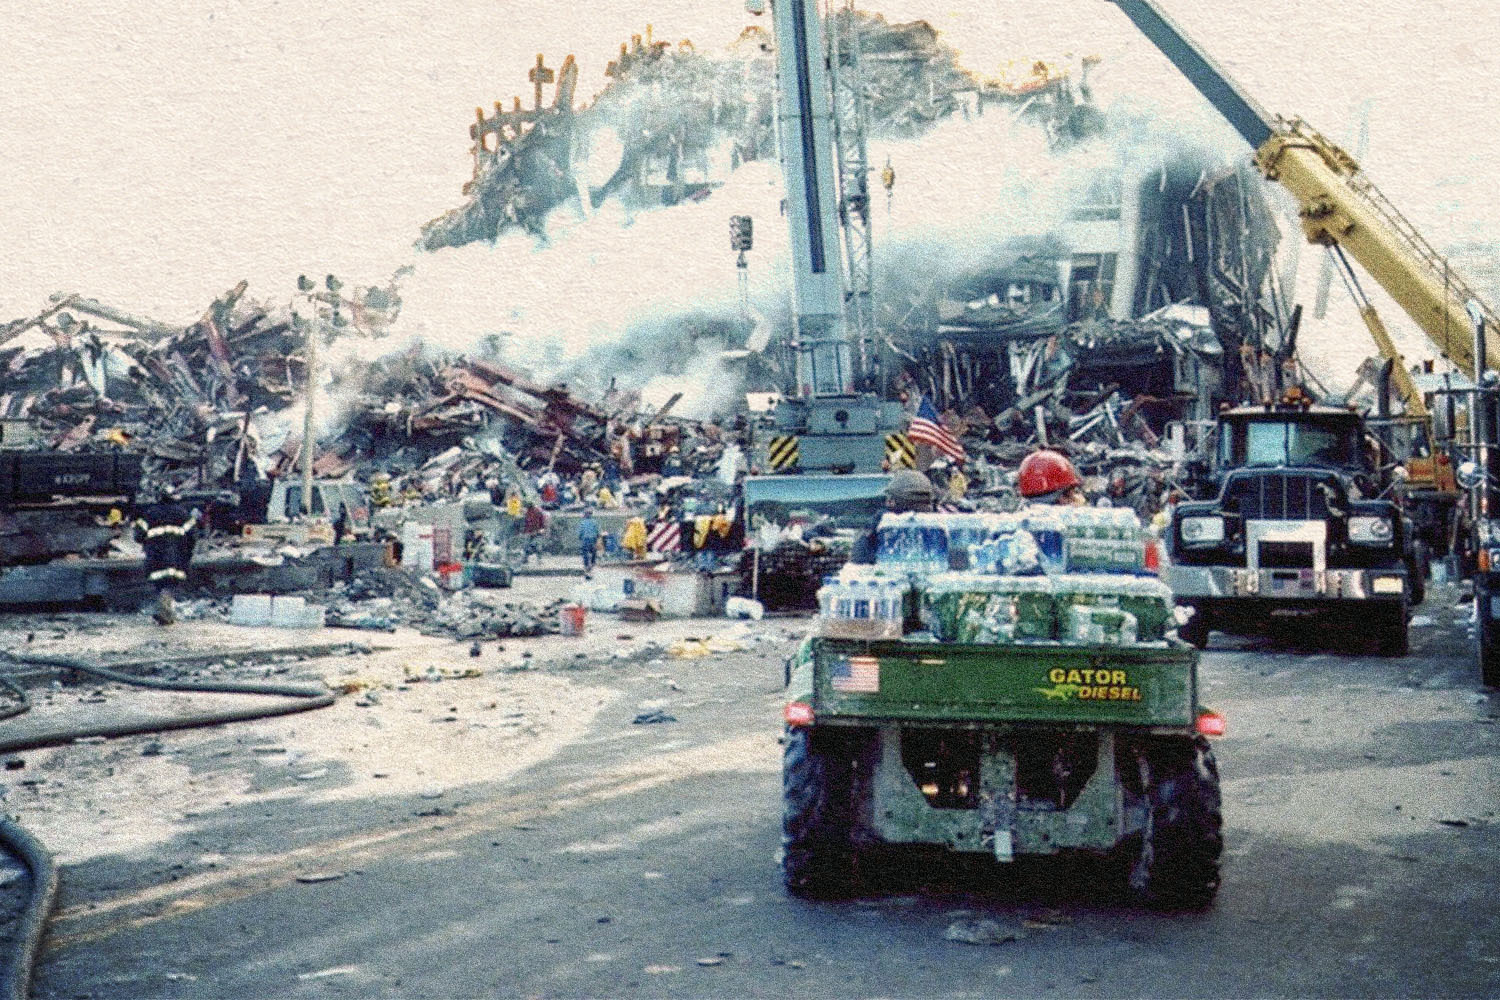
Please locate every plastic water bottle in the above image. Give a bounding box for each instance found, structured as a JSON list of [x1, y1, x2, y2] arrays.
[[1026, 510, 1066, 575], [851, 582, 872, 622], [817, 576, 837, 619]]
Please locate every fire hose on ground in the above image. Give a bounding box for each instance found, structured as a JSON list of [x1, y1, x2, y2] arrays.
[[0, 652, 337, 1000]]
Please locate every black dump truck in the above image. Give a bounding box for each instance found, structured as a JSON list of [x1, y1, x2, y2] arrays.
[[1167, 404, 1421, 654], [0, 420, 142, 566]]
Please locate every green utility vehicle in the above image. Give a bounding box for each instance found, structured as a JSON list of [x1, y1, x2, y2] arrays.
[[781, 637, 1223, 908]]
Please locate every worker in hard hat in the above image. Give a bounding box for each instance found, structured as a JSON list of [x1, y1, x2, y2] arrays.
[[537, 469, 560, 506], [849, 469, 937, 564], [1017, 449, 1085, 506], [370, 472, 393, 509]]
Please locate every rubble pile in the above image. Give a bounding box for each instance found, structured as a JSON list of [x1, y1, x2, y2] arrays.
[[328, 351, 736, 499], [156, 567, 569, 640], [0, 278, 740, 506], [325, 568, 565, 638], [0, 280, 400, 491]]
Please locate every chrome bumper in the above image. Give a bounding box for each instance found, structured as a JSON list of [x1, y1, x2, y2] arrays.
[[1167, 565, 1406, 601]]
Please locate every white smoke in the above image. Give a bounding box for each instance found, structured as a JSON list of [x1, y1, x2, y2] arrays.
[[320, 68, 1260, 420]]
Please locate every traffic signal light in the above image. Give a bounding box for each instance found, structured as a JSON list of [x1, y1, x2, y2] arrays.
[[729, 215, 753, 252]]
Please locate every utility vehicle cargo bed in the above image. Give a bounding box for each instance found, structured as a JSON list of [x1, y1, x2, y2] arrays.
[[808, 637, 1197, 728]]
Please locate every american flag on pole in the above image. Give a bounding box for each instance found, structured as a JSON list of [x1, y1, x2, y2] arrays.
[[831, 655, 880, 694], [647, 520, 681, 553], [908, 396, 967, 464]]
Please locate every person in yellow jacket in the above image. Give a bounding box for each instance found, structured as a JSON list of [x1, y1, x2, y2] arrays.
[[947, 465, 969, 503], [596, 485, 617, 509], [370, 473, 393, 508], [622, 516, 648, 560], [505, 489, 523, 519]]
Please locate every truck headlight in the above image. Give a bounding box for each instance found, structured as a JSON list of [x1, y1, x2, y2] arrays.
[[1348, 516, 1394, 544], [1179, 515, 1225, 545]]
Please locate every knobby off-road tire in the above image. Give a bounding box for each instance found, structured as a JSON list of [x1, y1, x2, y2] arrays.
[[781, 727, 859, 899], [1123, 738, 1223, 910]]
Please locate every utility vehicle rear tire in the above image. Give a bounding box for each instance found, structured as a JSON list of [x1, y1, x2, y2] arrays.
[[1123, 739, 1222, 910], [781, 727, 859, 899]]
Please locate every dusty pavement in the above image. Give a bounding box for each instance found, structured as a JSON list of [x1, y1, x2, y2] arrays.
[[1, 581, 1497, 999]]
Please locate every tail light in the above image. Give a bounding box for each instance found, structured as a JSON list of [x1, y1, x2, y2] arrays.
[[1481, 549, 1492, 573], [784, 701, 814, 728], [1195, 709, 1227, 738], [1143, 538, 1162, 573]]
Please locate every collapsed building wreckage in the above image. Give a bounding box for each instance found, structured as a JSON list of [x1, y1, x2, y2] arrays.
[[879, 153, 1300, 493], [0, 285, 731, 517], [0, 11, 1304, 612]]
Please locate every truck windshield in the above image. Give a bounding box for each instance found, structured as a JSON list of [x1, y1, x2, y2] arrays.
[[748, 497, 884, 533], [1236, 421, 1355, 467]]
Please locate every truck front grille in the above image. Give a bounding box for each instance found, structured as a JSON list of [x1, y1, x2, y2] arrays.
[[1225, 472, 1334, 521], [1258, 541, 1315, 569]]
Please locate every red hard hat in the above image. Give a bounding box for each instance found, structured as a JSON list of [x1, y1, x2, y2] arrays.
[[1017, 449, 1082, 499]]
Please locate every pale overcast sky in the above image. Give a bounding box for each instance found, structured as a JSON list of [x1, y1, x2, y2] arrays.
[[2, 0, 1497, 378]]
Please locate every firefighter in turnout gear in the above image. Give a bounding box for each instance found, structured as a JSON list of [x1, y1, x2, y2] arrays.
[[133, 488, 201, 625]]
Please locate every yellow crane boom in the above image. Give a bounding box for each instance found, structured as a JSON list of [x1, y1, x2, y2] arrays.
[[1109, 1, 1500, 387], [1257, 119, 1500, 384]]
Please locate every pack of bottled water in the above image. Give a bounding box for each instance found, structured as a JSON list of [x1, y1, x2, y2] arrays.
[[1051, 573, 1172, 642], [817, 564, 909, 640], [967, 527, 1042, 576], [1021, 505, 1146, 574], [942, 513, 996, 554], [876, 512, 950, 575], [1063, 603, 1140, 646], [920, 573, 1057, 643], [849, 503, 1170, 647]]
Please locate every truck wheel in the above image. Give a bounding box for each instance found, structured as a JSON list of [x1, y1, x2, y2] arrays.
[[1375, 604, 1410, 657], [1478, 581, 1500, 688], [781, 727, 858, 898], [1177, 607, 1210, 650], [1408, 541, 1430, 607], [1124, 740, 1222, 910]]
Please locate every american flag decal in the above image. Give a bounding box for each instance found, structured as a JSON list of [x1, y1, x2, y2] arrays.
[[831, 655, 880, 694]]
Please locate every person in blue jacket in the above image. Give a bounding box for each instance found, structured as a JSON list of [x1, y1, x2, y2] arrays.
[[577, 508, 601, 578]]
